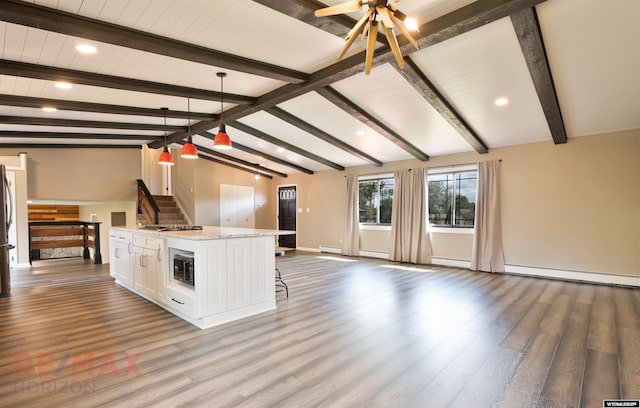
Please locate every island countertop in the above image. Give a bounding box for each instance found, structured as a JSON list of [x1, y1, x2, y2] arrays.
[[111, 226, 290, 241]]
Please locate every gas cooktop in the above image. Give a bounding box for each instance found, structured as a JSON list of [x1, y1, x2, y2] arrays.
[[143, 225, 203, 232]]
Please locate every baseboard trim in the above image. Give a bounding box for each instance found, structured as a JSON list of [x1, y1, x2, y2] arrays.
[[307, 248, 640, 288], [504, 265, 640, 287], [431, 257, 471, 269]]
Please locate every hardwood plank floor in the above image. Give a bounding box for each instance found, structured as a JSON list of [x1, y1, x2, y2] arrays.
[[1, 253, 639, 407]]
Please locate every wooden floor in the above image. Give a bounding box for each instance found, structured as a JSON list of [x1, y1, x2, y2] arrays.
[[1, 253, 639, 407]]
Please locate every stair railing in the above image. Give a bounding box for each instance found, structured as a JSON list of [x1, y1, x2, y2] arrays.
[[137, 179, 160, 225]]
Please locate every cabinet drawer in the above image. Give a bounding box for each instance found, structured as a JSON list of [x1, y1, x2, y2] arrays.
[[109, 233, 131, 244], [164, 286, 196, 318], [133, 235, 162, 250]]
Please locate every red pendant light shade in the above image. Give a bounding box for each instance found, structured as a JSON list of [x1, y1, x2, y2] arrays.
[[158, 107, 174, 166], [213, 72, 232, 150], [180, 141, 198, 158], [159, 145, 174, 165], [213, 123, 232, 150], [181, 97, 199, 158]]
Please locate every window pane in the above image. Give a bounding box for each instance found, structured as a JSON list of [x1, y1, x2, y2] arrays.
[[454, 171, 477, 226], [428, 174, 453, 226], [358, 181, 377, 223], [379, 179, 394, 224]]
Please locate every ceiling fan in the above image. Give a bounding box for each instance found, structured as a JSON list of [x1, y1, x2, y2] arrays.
[[315, 0, 420, 75]]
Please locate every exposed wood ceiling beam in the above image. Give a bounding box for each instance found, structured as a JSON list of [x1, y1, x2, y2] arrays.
[[192, 129, 315, 174], [316, 86, 430, 161], [0, 0, 308, 84], [253, 0, 353, 37], [0, 131, 162, 141], [158, 0, 548, 150], [0, 143, 140, 149], [0, 60, 255, 105], [230, 120, 345, 171], [174, 142, 274, 179], [253, 0, 387, 43], [398, 58, 489, 154], [191, 144, 288, 178], [198, 153, 274, 179], [0, 116, 185, 132], [226, 142, 314, 175], [511, 7, 567, 144], [0, 95, 218, 121], [265, 106, 383, 167]]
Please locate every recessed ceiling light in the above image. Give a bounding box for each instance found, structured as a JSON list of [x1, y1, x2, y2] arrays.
[[495, 98, 509, 106], [356, 130, 365, 136], [55, 82, 72, 89], [276, 147, 285, 153], [75, 44, 97, 54], [42, 106, 57, 112]]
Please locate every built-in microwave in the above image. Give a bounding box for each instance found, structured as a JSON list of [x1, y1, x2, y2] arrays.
[[173, 254, 194, 286]]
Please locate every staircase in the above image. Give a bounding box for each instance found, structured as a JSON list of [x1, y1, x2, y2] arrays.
[[137, 195, 188, 226]]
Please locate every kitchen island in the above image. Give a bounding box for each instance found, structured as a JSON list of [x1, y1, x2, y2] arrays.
[[109, 226, 285, 329]]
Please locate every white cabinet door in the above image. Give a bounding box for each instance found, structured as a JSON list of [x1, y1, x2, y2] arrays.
[[133, 236, 165, 301], [110, 239, 132, 287], [198, 241, 227, 317], [227, 238, 251, 310], [252, 236, 275, 304]]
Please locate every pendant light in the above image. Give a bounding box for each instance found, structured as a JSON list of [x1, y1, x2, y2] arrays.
[[213, 72, 232, 150], [180, 98, 198, 159], [158, 107, 174, 166]]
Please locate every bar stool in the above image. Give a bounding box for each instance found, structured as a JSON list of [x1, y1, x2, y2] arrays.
[[275, 248, 289, 297], [275, 267, 288, 297]]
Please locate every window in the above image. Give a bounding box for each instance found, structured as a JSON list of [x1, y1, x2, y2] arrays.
[[428, 170, 477, 227], [359, 177, 394, 224]]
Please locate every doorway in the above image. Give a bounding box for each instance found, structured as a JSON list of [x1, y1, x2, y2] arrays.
[[277, 185, 297, 248]]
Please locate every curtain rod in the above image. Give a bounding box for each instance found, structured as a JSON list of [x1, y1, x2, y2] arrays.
[[345, 159, 501, 177]]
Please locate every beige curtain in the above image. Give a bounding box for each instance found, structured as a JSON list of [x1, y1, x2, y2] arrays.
[[471, 160, 505, 272], [342, 174, 360, 256], [390, 168, 432, 264]]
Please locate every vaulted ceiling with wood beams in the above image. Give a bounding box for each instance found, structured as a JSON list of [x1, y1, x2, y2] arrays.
[[1, 0, 638, 177]]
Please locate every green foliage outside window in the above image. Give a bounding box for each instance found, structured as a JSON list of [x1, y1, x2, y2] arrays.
[[359, 178, 394, 224], [428, 171, 477, 227]]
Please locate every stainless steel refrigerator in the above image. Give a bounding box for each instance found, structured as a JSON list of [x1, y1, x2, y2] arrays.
[[0, 164, 14, 297]]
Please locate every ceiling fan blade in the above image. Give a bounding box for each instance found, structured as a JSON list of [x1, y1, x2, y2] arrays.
[[315, 0, 362, 17], [338, 9, 375, 60], [377, 6, 394, 28], [381, 23, 404, 69], [389, 12, 420, 50], [365, 20, 379, 75]]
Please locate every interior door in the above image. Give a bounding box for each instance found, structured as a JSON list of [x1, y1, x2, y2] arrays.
[[277, 186, 296, 248]]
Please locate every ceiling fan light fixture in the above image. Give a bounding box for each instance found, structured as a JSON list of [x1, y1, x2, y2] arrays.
[[316, 0, 419, 75], [213, 72, 233, 150]]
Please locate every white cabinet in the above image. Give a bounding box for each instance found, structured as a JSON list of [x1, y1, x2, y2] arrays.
[[111, 227, 277, 330], [109, 232, 132, 287], [132, 235, 165, 301]]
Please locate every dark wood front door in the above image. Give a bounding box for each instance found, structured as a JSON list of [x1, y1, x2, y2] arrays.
[[277, 186, 296, 248]]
